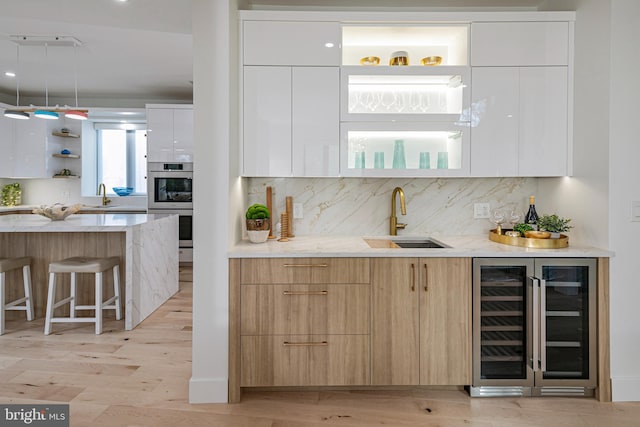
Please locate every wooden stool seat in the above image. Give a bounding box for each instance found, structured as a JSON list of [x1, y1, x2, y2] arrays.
[[0, 257, 35, 335], [45, 256, 122, 335]]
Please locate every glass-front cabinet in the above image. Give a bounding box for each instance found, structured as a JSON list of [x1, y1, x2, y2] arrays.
[[341, 122, 469, 177], [340, 24, 471, 177]]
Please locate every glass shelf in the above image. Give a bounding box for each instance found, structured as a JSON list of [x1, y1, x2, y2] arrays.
[[340, 122, 469, 177], [341, 66, 470, 122]]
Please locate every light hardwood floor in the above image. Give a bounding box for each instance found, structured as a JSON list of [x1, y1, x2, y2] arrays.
[[1, 266, 640, 426]]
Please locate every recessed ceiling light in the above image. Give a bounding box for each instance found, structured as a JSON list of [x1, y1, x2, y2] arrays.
[[5, 71, 16, 77]]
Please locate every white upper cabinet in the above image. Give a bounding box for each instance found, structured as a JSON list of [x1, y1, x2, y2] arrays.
[[243, 66, 293, 177], [146, 105, 194, 163], [292, 67, 340, 177], [471, 67, 569, 177], [471, 22, 569, 66], [243, 21, 341, 66]]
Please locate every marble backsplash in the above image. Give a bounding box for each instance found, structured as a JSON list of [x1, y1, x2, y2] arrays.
[[247, 177, 538, 237]]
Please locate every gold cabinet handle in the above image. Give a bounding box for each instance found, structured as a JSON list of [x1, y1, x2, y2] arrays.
[[283, 341, 328, 347], [283, 290, 328, 296], [423, 263, 429, 292], [283, 264, 328, 268], [410, 263, 416, 292]]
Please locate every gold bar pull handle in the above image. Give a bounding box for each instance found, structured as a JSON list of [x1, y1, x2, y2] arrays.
[[410, 263, 416, 292], [283, 341, 328, 347], [423, 263, 428, 292], [283, 264, 329, 268], [283, 290, 328, 296]]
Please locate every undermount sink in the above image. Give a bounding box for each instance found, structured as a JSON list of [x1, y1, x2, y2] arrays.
[[392, 238, 448, 249]]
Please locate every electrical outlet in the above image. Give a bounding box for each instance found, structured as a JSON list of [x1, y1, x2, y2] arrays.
[[474, 203, 491, 219], [293, 203, 303, 219]]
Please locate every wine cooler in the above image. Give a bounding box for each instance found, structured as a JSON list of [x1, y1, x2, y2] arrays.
[[471, 258, 596, 397]]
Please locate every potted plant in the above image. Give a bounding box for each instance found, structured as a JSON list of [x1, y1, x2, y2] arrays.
[[513, 223, 534, 237], [537, 214, 573, 238], [245, 203, 270, 243], [1, 182, 21, 207]]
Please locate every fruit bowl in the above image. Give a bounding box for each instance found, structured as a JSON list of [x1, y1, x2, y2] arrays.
[[113, 187, 134, 196], [33, 203, 82, 221]]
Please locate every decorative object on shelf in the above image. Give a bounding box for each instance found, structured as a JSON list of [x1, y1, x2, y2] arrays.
[[112, 187, 134, 196], [61, 128, 70, 134], [392, 139, 406, 168], [419, 152, 431, 169], [33, 203, 82, 221], [246, 203, 270, 243], [537, 214, 573, 238], [374, 151, 385, 169], [1, 183, 22, 207], [437, 151, 449, 169], [54, 168, 73, 177], [359, 56, 380, 66], [489, 229, 568, 248], [266, 186, 275, 239], [421, 56, 443, 66], [278, 212, 289, 242], [354, 151, 365, 168], [61, 148, 71, 154], [389, 50, 409, 66], [285, 196, 295, 238]]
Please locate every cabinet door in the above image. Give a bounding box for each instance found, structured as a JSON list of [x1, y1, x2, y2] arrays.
[[13, 119, 48, 178], [243, 66, 292, 176], [371, 258, 419, 385], [518, 67, 568, 176], [470, 67, 519, 177], [146, 108, 175, 162], [0, 114, 15, 177], [172, 108, 194, 162], [471, 22, 569, 66], [292, 67, 339, 176], [420, 258, 472, 385], [243, 21, 341, 66]]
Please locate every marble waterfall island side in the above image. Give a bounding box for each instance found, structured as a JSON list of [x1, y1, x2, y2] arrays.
[[0, 213, 179, 330]]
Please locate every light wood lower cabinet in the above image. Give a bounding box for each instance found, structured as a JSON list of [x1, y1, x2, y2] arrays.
[[237, 257, 371, 389], [371, 257, 472, 385]]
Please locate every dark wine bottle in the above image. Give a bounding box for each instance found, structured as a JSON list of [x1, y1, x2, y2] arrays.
[[524, 195, 539, 230]]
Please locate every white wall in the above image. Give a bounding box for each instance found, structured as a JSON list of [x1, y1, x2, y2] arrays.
[[607, 0, 640, 402]]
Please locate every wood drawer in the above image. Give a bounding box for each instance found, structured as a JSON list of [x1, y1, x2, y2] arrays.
[[240, 335, 370, 387], [241, 284, 370, 335], [240, 257, 370, 284]]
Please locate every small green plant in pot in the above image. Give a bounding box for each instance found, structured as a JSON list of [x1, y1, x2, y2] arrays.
[[537, 214, 573, 238], [513, 223, 534, 237], [245, 203, 270, 243]]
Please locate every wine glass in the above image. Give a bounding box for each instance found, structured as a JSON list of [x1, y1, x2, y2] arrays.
[[508, 210, 521, 231], [489, 209, 505, 235]]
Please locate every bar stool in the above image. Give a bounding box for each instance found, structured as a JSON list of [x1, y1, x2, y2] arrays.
[[44, 256, 122, 335], [0, 257, 35, 335]]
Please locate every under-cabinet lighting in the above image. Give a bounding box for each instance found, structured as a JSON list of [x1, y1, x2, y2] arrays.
[[5, 71, 15, 77]]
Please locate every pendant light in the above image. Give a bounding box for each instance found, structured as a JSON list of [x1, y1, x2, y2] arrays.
[[33, 42, 59, 120], [3, 44, 30, 120], [65, 41, 87, 120]]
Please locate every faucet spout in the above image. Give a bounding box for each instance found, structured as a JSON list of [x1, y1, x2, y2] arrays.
[[98, 183, 111, 206], [390, 186, 407, 235]]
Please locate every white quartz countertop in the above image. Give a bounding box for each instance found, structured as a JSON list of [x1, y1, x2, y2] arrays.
[[0, 213, 173, 232], [0, 204, 146, 213], [229, 235, 613, 258]]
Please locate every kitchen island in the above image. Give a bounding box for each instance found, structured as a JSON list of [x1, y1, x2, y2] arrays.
[[0, 213, 178, 330]]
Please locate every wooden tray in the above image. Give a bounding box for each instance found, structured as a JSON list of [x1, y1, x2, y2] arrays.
[[489, 229, 569, 249]]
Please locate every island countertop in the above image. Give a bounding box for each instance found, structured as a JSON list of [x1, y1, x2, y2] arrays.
[[0, 213, 168, 232], [229, 234, 613, 258]]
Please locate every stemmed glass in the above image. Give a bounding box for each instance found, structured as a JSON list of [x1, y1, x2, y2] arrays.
[[508, 210, 521, 231], [489, 209, 505, 235]]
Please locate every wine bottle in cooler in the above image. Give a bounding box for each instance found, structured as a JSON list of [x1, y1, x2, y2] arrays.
[[524, 195, 539, 230]]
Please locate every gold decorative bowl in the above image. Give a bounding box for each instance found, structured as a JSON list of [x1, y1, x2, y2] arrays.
[[421, 56, 443, 66], [525, 230, 551, 239], [359, 56, 380, 66]]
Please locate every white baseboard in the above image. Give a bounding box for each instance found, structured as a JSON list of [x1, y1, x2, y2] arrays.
[[612, 376, 640, 401], [188, 377, 228, 403]]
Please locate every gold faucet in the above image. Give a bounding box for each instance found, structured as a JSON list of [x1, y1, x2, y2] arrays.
[[98, 183, 111, 206], [390, 186, 407, 235]]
